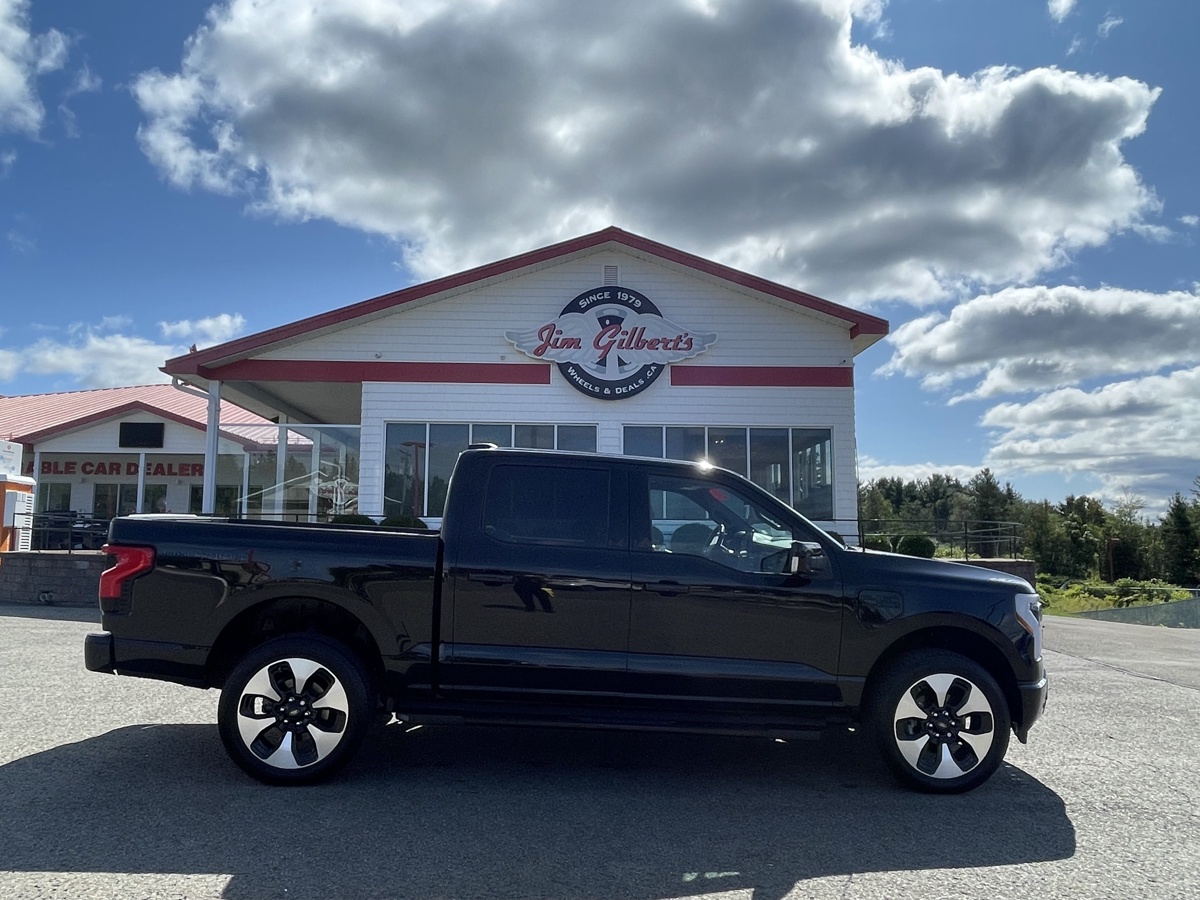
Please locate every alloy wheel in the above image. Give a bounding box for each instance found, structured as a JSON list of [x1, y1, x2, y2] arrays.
[[891, 672, 996, 780], [235, 656, 351, 770]]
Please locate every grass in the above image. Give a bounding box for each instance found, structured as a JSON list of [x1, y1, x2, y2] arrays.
[[1036, 576, 1192, 615]]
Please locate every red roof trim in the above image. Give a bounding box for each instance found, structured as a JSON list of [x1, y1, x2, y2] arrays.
[[205, 360, 552, 385], [164, 227, 888, 377], [669, 366, 854, 388]]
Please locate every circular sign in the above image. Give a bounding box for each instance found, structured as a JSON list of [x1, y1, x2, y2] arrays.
[[503, 285, 717, 401], [553, 286, 665, 400]]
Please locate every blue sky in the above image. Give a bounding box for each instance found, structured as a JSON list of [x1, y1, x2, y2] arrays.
[[2, 0, 1197, 512]]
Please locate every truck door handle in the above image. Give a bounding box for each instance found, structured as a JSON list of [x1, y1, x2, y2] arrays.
[[642, 580, 690, 597], [467, 573, 515, 587]]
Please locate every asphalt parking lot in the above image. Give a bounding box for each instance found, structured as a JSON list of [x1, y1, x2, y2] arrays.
[[1, 605, 1198, 900]]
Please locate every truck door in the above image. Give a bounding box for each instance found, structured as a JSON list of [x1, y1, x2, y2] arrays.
[[627, 469, 844, 714], [442, 460, 631, 702]]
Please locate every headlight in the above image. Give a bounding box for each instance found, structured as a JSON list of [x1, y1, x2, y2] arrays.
[[1015, 592, 1043, 661]]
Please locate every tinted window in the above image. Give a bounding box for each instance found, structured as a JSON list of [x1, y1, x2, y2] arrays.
[[483, 464, 608, 547], [119, 422, 164, 448]]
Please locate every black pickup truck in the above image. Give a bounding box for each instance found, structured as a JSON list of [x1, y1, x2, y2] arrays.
[[86, 446, 1046, 792]]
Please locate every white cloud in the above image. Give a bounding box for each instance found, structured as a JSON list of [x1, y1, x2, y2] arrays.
[[982, 368, 1200, 503], [159, 313, 247, 346], [1098, 16, 1123, 39], [858, 455, 981, 484], [1048, 0, 1076, 23], [0, 314, 249, 389], [875, 285, 1200, 503], [0, 0, 67, 135], [66, 63, 100, 96], [22, 332, 177, 388], [1179, 215, 1198, 228], [0, 347, 18, 381], [5, 227, 33, 253], [879, 285, 1200, 398], [58, 61, 102, 137], [132, 0, 1161, 306]]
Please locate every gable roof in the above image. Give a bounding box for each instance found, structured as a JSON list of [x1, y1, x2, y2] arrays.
[[0, 384, 270, 445], [163, 226, 888, 379]]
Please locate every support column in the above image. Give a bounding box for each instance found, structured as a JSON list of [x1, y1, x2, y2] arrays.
[[136, 451, 146, 513], [202, 380, 221, 514]]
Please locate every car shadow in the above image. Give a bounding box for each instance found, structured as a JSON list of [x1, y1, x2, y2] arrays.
[[0, 722, 1074, 899]]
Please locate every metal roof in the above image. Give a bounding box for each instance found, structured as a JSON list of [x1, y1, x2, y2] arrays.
[[0, 384, 271, 445]]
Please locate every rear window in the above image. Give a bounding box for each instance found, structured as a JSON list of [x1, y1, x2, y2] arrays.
[[483, 464, 608, 547]]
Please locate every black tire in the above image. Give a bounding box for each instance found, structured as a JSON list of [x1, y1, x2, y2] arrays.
[[867, 650, 1011, 794], [217, 635, 371, 785]]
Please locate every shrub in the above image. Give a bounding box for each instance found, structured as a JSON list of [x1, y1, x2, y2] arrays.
[[862, 535, 893, 552], [330, 514, 378, 526], [1038, 577, 1190, 613], [380, 515, 428, 529], [896, 534, 936, 558]]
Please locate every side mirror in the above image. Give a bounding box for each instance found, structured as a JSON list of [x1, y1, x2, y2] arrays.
[[787, 541, 826, 575]]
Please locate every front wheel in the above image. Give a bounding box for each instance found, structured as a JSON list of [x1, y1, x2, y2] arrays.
[[868, 650, 1011, 793], [218, 635, 371, 785]]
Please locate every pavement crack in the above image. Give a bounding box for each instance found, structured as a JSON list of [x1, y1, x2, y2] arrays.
[[1047, 647, 1200, 693]]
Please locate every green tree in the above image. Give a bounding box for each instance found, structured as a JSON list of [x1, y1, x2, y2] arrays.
[[1107, 492, 1150, 581], [1058, 495, 1106, 579], [1017, 500, 1073, 576], [873, 477, 911, 516], [1161, 492, 1200, 586], [915, 474, 964, 531], [858, 483, 897, 530], [967, 469, 1010, 556]]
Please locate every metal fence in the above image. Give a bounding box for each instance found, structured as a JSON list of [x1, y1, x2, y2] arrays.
[[28, 512, 109, 552], [820, 518, 1024, 559]]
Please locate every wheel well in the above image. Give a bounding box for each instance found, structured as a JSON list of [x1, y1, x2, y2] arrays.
[[860, 627, 1022, 726], [206, 597, 384, 697]]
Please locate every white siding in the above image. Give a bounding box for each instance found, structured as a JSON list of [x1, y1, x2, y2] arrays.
[[35, 415, 206, 454], [255, 246, 861, 532], [260, 250, 852, 367]]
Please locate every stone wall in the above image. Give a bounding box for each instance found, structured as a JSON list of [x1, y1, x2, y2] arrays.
[[0, 551, 105, 608]]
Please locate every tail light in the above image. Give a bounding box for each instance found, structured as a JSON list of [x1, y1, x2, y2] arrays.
[[99, 544, 156, 602]]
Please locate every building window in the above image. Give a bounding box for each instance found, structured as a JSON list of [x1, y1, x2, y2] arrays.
[[94, 483, 138, 518], [142, 483, 168, 514], [37, 482, 72, 512], [622, 425, 834, 520], [384, 422, 598, 519], [119, 422, 165, 448]]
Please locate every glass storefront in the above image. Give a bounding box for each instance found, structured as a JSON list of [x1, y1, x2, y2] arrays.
[[225, 424, 361, 522], [383, 423, 598, 519], [32, 421, 835, 528], [623, 425, 834, 520]]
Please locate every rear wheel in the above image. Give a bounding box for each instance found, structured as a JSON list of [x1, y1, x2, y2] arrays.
[[218, 635, 371, 785], [868, 650, 1010, 793]]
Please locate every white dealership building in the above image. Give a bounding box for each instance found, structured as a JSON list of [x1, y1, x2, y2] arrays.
[[162, 228, 888, 532]]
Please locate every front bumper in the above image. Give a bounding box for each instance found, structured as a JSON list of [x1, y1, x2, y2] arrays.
[[1014, 674, 1049, 743]]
